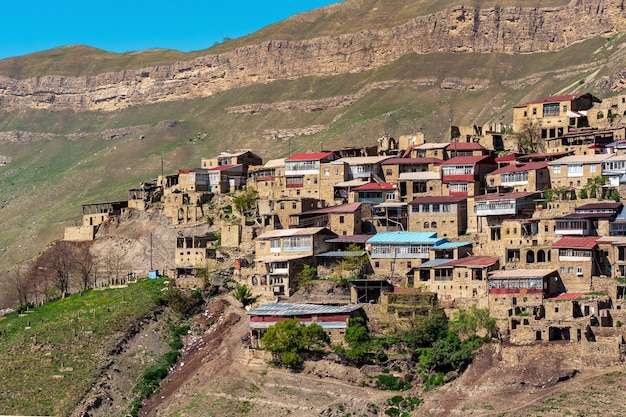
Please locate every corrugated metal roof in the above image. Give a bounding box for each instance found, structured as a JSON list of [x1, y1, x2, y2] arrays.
[[354, 182, 397, 191], [316, 251, 366, 257], [398, 172, 441, 181], [207, 164, 242, 172], [416, 142, 448, 150], [552, 236, 598, 249], [263, 158, 285, 168], [446, 142, 486, 150], [433, 241, 472, 249], [409, 195, 467, 205], [418, 259, 453, 267], [325, 234, 373, 243], [248, 302, 363, 316], [442, 156, 495, 165], [514, 94, 584, 108], [255, 254, 311, 263], [439, 256, 500, 267], [256, 227, 335, 240], [381, 157, 443, 165], [489, 269, 557, 279], [547, 154, 610, 165], [366, 231, 442, 244], [489, 161, 547, 175], [250, 321, 348, 329], [336, 156, 392, 165], [297, 202, 362, 215], [474, 191, 538, 201], [576, 202, 622, 211], [334, 179, 369, 187], [286, 152, 335, 161]]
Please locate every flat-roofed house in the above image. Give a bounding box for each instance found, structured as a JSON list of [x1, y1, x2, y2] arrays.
[[408, 195, 468, 238], [552, 236, 605, 292], [248, 158, 285, 199], [283, 151, 338, 199], [290, 202, 364, 236]]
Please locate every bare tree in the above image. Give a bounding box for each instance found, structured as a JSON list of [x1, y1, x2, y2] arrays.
[[73, 242, 96, 291], [104, 248, 130, 285], [514, 122, 545, 154], [41, 241, 75, 298], [6, 263, 33, 306]]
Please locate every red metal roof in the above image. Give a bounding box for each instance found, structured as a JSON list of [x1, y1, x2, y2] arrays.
[[514, 94, 583, 108], [354, 182, 397, 191], [474, 191, 538, 201], [548, 291, 606, 300], [438, 256, 500, 268], [297, 202, 362, 215], [285, 151, 335, 161], [442, 156, 495, 165], [552, 236, 598, 249], [576, 202, 622, 211], [446, 142, 486, 151], [489, 161, 547, 175], [495, 153, 520, 163], [517, 151, 574, 161], [381, 157, 443, 165], [408, 195, 467, 205], [178, 169, 197, 174]]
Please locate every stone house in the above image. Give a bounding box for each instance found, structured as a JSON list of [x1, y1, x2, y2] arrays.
[[551, 236, 606, 292], [554, 202, 622, 237], [365, 231, 471, 282], [201, 150, 262, 175], [544, 128, 621, 155], [407, 195, 468, 238], [379, 157, 444, 202], [253, 227, 337, 296], [248, 158, 285, 199], [445, 141, 491, 158], [81, 201, 128, 227], [547, 154, 610, 191], [282, 151, 338, 199], [441, 155, 497, 197], [603, 154, 626, 196], [175, 233, 218, 275], [487, 269, 562, 322], [319, 160, 349, 204], [410, 142, 449, 159], [177, 169, 211, 193], [207, 164, 245, 194], [512, 93, 599, 136], [413, 255, 500, 302], [353, 182, 399, 204], [289, 202, 365, 236], [247, 302, 365, 348], [469, 191, 540, 237], [258, 197, 319, 230], [484, 161, 551, 194]]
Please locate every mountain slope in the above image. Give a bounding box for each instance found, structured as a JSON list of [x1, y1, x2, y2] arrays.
[[0, 0, 626, 274]]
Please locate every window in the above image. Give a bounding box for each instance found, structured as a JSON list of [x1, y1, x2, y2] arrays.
[[385, 192, 396, 200], [442, 203, 451, 212], [422, 205, 430, 213], [292, 202, 297, 209], [560, 266, 565, 273], [424, 222, 430, 228], [324, 168, 330, 176], [449, 183, 468, 193], [590, 165, 596, 173], [433, 204, 440, 212], [412, 205, 419, 213], [386, 169, 393, 176], [339, 215, 345, 224], [280, 202, 285, 210], [552, 165, 561, 174], [407, 262, 412, 268], [270, 239, 280, 252], [568, 267, 574, 273], [563, 105, 568, 113], [577, 267, 583, 276], [431, 222, 437, 228], [335, 169, 339, 176], [567, 164, 583, 177], [532, 107, 537, 115], [375, 261, 380, 268], [260, 242, 266, 250]]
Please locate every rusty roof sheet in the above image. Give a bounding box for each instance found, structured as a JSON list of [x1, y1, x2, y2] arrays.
[[552, 236, 599, 249]]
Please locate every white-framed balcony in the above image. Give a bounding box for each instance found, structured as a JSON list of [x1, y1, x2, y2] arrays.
[[555, 219, 589, 236], [475, 201, 516, 216], [558, 249, 592, 262]]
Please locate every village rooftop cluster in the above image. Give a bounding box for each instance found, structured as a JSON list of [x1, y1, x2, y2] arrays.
[[64, 92, 626, 358]]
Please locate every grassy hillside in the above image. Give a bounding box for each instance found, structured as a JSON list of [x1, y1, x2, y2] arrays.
[[0, 278, 167, 416]]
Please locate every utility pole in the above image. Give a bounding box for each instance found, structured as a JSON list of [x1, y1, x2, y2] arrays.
[[150, 232, 153, 271]]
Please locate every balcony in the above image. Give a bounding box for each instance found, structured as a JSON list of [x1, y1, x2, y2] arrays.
[[475, 202, 516, 216]]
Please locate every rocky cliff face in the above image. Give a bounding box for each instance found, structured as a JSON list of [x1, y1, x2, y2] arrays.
[[0, 0, 625, 112]]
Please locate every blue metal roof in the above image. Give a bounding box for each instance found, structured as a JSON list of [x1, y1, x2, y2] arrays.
[[248, 302, 363, 316], [418, 259, 452, 267], [615, 206, 626, 221], [433, 241, 472, 249], [366, 231, 442, 244]]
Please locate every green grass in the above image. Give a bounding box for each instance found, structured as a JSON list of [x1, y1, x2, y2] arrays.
[[0, 278, 167, 416]]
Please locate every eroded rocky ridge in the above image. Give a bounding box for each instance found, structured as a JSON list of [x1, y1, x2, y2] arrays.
[[0, 0, 625, 112]]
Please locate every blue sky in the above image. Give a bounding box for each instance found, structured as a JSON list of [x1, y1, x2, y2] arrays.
[[0, 1, 341, 60]]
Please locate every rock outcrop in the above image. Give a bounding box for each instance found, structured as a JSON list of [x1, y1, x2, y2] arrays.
[[0, 0, 625, 112]]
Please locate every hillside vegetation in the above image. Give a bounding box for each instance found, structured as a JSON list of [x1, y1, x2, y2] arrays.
[[0, 278, 168, 416]]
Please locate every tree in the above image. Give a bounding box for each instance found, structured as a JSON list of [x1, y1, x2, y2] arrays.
[[40, 241, 75, 298], [233, 284, 254, 307], [73, 242, 96, 291], [232, 187, 259, 218], [6, 263, 34, 306], [261, 318, 330, 367], [513, 122, 544, 154], [449, 304, 496, 339], [402, 309, 449, 350]]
